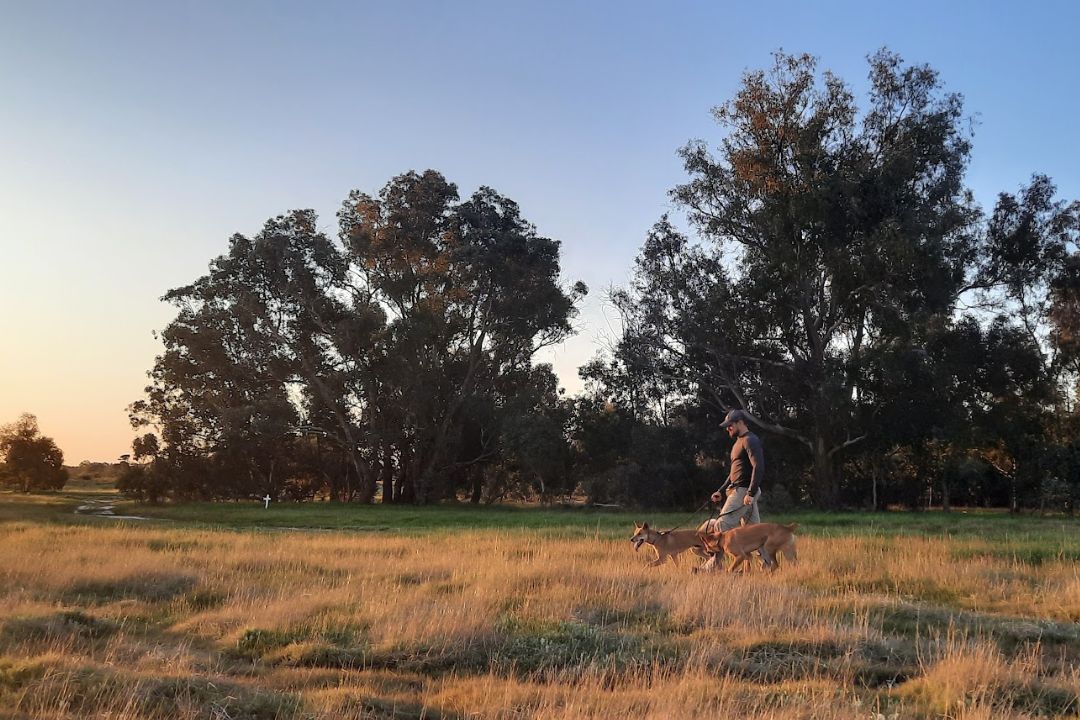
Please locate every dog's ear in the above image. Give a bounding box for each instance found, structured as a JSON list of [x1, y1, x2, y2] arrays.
[[634, 521, 641, 529], [642, 522, 649, 529]]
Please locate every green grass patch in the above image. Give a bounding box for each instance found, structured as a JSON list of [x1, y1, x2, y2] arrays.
[[0, 657, 54, 694], [5, 487, 1080, 550], [0, 491, 87, 525], [896, 674, 1080, 718], [231, 623, 371, 667], [492, 616, 681, 679], [139, 676, 303, 720], [573, 603, 694, 634], [866, 602, 1080, 650]]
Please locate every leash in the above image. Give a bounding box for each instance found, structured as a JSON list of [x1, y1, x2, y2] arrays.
[[660, 500, 711, 533], [661, 497, 755, 533], [652, 500, 712, 535]]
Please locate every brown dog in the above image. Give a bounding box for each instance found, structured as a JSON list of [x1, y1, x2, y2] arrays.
[[630, 522, 712, 567], [697, 522, 798, 572]]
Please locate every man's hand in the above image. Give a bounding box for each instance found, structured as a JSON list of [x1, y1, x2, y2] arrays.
[[742, 493, 754, 506], [710, 491, 723, 503]]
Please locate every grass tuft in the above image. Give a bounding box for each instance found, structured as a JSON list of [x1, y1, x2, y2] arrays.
[[2, 610, 117, 645], [65, 572, 197, 604]]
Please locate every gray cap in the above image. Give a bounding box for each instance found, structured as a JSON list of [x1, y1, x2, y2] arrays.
[[719, 408, 749, 428]]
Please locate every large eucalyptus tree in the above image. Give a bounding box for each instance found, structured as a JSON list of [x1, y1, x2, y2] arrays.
[[618, 51, 982, 505]]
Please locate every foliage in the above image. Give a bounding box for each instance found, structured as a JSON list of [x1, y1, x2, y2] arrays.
[[129, 171, 585, 504], [0, 414, 67, 493], [122, 53, 1080, 512], [584, 50, 1080, 510]]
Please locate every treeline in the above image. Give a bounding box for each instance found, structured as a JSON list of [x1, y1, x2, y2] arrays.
[[581, 51, 1080, 512], [124, 50, 1080, 510]]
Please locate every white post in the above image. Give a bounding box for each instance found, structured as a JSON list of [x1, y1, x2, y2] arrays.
[[263, 494, 271, 509]]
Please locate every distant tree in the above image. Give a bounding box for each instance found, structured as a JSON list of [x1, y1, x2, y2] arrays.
[[494, 365, 575, 503], [0, 414, 67, 492]]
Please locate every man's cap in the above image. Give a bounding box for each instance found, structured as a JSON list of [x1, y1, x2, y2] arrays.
[[720, 409, 749, 428]]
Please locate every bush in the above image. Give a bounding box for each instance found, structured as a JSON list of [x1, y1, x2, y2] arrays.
[[116, 464, 169, 503]]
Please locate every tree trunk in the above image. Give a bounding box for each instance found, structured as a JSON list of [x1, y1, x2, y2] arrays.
[[354, 459, 376, 504], [470, 468, 483, 504], [380, 442, 395, 504], [812, 435, 837, 508], [396, 445, 415, 504], [871, 460, 879, 511]]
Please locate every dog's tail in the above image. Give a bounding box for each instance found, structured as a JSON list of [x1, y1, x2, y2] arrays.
[[782, 523, 799, 532]]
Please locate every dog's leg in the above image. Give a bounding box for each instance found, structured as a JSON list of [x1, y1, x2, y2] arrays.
[[695, 553, 718, 573], [782, 538, 798, 565]]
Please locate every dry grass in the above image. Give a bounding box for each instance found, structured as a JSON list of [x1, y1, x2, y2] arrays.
[[1, 515, 1078, 719]]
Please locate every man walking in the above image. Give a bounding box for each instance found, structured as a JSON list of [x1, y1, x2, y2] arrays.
[[698, 408, 764, 571]]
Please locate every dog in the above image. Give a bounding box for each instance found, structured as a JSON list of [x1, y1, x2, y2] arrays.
[[630, 522, 712, 567], [697, 522, 798, 573]]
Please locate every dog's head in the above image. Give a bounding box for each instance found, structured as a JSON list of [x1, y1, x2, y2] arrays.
[[697, 529, 725, 554], [630, 522, 653, 551]]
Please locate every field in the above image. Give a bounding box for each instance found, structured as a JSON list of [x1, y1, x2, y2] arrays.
[[1, 487, 1079, 719]]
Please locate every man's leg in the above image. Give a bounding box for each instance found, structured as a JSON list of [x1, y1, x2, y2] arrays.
[[720, 488, 746, 530], [727, 488, 767, 566], [698, 491, 744, 572], [746, 490, 768, 565], [721, 487, 755, 530]]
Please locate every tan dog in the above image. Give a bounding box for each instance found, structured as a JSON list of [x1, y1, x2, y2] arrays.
[[698, 522, 798, 572], [630, 522, 712, 567]]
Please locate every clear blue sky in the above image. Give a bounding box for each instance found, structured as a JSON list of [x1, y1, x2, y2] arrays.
[[2, 0, 1078, 463]]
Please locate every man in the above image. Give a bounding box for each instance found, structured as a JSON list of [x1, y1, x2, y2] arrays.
[[698, 408, 764, 571]]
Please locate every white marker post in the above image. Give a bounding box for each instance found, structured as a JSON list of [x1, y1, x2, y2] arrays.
[[263, 494, 272, 509]]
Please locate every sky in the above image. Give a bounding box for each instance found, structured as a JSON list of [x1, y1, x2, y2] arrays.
[[1, 0, 1078, 464]]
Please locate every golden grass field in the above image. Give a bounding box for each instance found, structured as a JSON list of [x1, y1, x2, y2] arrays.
[[1, 490, 1079, 719]]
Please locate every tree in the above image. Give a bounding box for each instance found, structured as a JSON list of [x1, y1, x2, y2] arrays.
[[338, 171, 585, 503], [609, 50, 982, 506], [130, 170, 585, 504], [979, 176, 1080, 395], [494, 365, 575, 503], [0, 414, 67, 492], [1050, 254, 1080, 386]]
